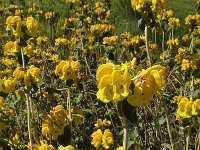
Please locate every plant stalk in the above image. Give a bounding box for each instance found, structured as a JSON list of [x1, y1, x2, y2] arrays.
[[145, 25, 152, 66], [21, 47, 33, 150], [162, 98, 174, 150], [186, 125, 192, 150], [123, 117, 128, 150]]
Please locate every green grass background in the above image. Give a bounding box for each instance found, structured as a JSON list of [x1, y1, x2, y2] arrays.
[[1, 0, 197, 35]]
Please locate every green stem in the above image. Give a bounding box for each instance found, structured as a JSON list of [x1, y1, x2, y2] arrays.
[[67, 88, 72, 144], [162, 98, 174, 150], [26, 94, 33, 150], [21, 47, 33, 150], [145, 25, 152, 66], [123, 117, 128, 150], [162, 31, 165, 61], [186, 125, 192, 150]]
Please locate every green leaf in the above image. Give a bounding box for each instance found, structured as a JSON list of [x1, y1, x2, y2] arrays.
[[66, 79, 74, 87], [120, 99, 138, 128], [158, 116, 166, 125], [161, 143, 173, 150], [192, 89, 200, 98], [45, 87, 61, 94], [75, 93, 83, 103], [57, 126, 72, 146]]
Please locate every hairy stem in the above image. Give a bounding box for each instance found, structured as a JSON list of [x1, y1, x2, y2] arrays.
[[186, 125, 192, 150], [162, 98, 174, 149], [145, 25, 152, 66], [26, 94, 33, 150], [123, 117, 128, 150]]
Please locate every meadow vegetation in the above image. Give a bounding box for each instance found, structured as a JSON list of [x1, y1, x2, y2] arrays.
[[0, 0, 199, 150]]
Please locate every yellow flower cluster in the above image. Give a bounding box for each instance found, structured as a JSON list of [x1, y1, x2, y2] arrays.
[[166, 38, 179, 49], [119, 32, 132, 47], [6, 16, 39, 37], [6, 16, 23, 37], [157, 10, 174, 20], [131, 0, 167, 12], [0, 97, 14, 135], [174, 48, 199, 71], [24, 65, 42, 86], [185, 14, 200, 26], [55, 60, 80, 80], [45, 11, 55, 20], [36, 36, 49, 45], [181, 59, 192, 70], [173, 96, 200, 121], [116, 147, 123, 150], [55, 38, 68, 46], [168, 17, 180, 30], [0, 96, 4, 111], [96, 63, 131, 103], [66, 0, 80, 4], [130, 34, 145, 46], [175, 47, 187, 62], [42, 105, 69, 140], [91, 129, 114, 149], [64, 18, 80, 28], [127, 65, 166, 106], [13, 67, 25, 82], [29, 140, 74, 150], [4, 41, 20, 56], [94, 2, 110, 17], [90, 24, 115, 35], [26, 16, 39, 37], [58, 145, 74, 150], [0, 77, 16, 93], [23, 40, 35, 57], [95, 119, 111, 128], [103, 36, 118, 46]]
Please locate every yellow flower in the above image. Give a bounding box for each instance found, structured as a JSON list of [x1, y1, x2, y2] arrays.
[[58, 145, 74, 150], [5, 108, 15, 120], [24, 40, 35, 57], [42, 105, 69, 140], [25, 65, 41, 86], [55, 60, 80, 80], [102, 129, 114, 149], [6, 16, 23, 37], [39, 143, 56, 150], [181, 59, 191, 70], [185, 14, 200, 26], [116, 146, 123, 150], [0, 96, 4, 111], [96, 63, 131, 103], [4, 41, 20, 56], [37, 36, 49, 45], [166, 38, 179, 49], [192, 99, 200, 116], [55, 38, 68, 46], [84, 17, 92, 24], [91, 129, 103, 149], [2, 77, 16, 93], [103, 36, 118, 46], [13, 67, 25, 82], [45, 11, 55, 20], [128, 65, 166, 106], [168, 17, 180, 30], [26, 16, 39, 37]]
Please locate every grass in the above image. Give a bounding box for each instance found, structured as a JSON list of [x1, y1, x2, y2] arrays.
[[1, 0, 196, 35], [110, 0, 196, 35]]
